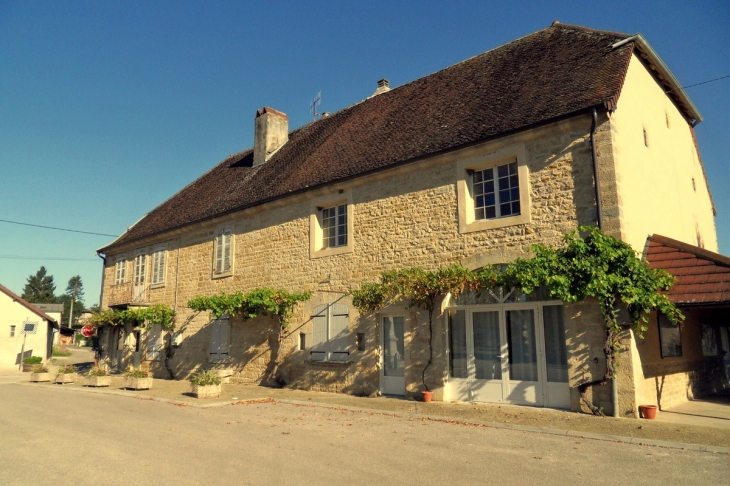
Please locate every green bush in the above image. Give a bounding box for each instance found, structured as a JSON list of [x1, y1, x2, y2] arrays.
[[189, 370, 221, 386], [23, 356, 42, 364]]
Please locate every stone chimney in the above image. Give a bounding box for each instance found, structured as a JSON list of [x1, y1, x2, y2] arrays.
[[253, 107, 289, 167], [373, 78, 390, 96]]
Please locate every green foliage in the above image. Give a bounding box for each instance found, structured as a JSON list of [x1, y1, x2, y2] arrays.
[[52, 346, 72, 357], [189, 369, 222, 386], [88, 304, 176, 330], [87, 365, 108, 377], [23, 356, 43, 364], [31, 365, 49, 374], [65, 275, 85, 302], [124, 368, 150, 378], [57, 364, 76, 374], [58, 294, 85, 327], [187, 288, 312, 328], [22, 266, 57, 303]]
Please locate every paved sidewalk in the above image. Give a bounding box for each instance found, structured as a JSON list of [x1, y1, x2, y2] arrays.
[[16, 375, 730, 450]]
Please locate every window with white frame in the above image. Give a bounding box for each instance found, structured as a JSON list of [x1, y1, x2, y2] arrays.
[[209, 316, 230, 362], [213, 228, 233, 275], [114, 258, 126, 285], [133, 253, 146, 286], [151, 246, 166, 285], [322, 204, 348, 249], [472, 161, 520, 220], [456, 143, 530, 234], [309, 303, 349, 361], [10, 325, 16, 338]]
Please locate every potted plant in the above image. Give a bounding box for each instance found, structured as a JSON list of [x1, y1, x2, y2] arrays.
[[30, 365, 51, 382], [190, 370, 222, 398], [124, 368, 153, 390], [85, 366, 111, 387], [55, 364, 77, 384], [22, 356, 43, 372]]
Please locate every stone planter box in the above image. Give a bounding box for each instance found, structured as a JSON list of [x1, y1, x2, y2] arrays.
[[55, 373, 77, 384], [30, 372, 50, 382], [22, 363, 36, 372], [86, 375, 111, 387], [192, 383, 221, 399], [124, 377, 153, 390]]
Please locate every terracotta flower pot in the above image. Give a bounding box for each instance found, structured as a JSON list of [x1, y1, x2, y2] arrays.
[[422, 390, 433, 403], [639, 404, 658, 420]]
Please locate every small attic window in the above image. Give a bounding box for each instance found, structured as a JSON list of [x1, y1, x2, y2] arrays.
[[643, 127, 649, 148]]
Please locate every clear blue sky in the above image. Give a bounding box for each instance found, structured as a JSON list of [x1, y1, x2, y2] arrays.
[[1, 1, 728, 305]]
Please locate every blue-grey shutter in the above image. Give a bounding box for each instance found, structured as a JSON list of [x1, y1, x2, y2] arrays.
[[147, 324, 162, 360], [329, 303, 349, 361], [219, 318, 230, 357], [311, 304, 327, 361]]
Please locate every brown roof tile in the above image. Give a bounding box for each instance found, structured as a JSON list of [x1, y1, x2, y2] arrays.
[[103, 24, 635, 250], [645, 235, 730, 305]]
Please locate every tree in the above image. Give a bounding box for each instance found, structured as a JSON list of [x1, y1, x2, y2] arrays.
[[60, 276, 85, 328], [22, 266, 57, 303]]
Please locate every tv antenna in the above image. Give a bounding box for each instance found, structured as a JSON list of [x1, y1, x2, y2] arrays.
[[310, 91, 321, 121]]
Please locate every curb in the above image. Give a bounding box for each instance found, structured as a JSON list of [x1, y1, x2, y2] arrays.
[[15, 381, 730, 454]]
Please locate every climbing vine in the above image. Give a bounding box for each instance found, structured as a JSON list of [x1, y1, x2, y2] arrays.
[[351, 226, 681, 413], [89, 304, 176, 330], [187, 288, 312, 385]]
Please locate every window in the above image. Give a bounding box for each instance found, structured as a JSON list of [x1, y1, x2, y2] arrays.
[[114, 258, 126, 285], [322, 204, 348, 249], [213, 228, 233, 276], [472, 161, 520, 220], [309, 189, 354, 258], [10, 325, 15, 338], [133, 253, 146, 286], [456, 142, 530, 233], [151, 246, 166, 285], [209, 316, 230, 362], [659, 314, 682, 358], [310, 303, 349, 361]]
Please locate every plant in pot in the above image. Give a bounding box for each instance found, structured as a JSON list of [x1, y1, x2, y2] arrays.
[[124, 368, 153, 390], [55, 364, 77, 384], [85, 365, 111, 387], [189, 369, 222, 399], [22, 356, 43, 372], [30, 364, 50, 382]]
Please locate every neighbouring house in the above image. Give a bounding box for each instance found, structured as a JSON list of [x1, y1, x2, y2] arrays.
[[0, 284, 58, 369], [96, 23, 723, 417], [35, 303, 63, 344]]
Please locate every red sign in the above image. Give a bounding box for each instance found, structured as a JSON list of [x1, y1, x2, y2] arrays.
[[81, 325, 95, 338]]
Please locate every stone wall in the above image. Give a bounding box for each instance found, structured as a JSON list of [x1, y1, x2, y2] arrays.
[[101, 114, 611, 405]]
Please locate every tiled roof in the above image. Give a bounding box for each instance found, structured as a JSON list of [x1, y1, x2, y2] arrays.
[[0, 283, 59, 325], [645, 235, 730, 305], [103, 23, 636, 250]]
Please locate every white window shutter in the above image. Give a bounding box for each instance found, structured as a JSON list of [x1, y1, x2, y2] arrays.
[[311, 304, 328, 360], [147, 325, 162, 360], [223, 231, 232, 271], [158, 250, 165, 283], [209, 320, 220, 359], [219, 318, 230, 357], [215, 234, 223, 273]]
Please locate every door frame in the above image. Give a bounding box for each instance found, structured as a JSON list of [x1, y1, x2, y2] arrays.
[[380, 313, 406, 396]]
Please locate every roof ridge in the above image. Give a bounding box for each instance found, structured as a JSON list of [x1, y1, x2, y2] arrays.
[[649, 234, 730, 267], [550, 22, 630, 39]]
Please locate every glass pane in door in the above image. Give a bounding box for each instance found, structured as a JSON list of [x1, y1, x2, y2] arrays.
[[507, 310, 538, 382], [473, 311, 501, 380], [543, 305, 569, 383], [448, 310, 468, 378], [383, 316, 405, 377]]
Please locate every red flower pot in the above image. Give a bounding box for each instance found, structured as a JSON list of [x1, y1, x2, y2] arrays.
[[421, 390, 433, 403], [639, 405, 658, 420]]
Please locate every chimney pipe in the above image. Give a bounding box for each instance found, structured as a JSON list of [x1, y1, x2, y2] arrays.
[[373, 78, 390, 96], [253, 107, 288, 166]]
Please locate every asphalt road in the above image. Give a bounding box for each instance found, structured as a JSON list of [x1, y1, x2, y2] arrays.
[[1, 384, 727, 485]]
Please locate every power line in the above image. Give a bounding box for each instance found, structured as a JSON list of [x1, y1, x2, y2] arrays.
[[667, 74, 730, 94], [0, 254, 99, 262], [0, 219, 118, 238]]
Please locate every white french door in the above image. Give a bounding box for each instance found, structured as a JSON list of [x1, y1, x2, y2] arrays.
[[447, 303, 569, 408], [381, 316, 405, 396]]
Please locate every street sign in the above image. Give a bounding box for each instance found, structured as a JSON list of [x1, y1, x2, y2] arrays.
[[22, 321, 37, 334], [82, 325, 95, 338]]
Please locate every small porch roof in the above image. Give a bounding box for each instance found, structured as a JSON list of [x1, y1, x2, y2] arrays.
[[645, 235, 730, 305]]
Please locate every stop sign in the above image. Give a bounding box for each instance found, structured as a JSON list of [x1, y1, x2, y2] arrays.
[[81, 325, 95, 338]]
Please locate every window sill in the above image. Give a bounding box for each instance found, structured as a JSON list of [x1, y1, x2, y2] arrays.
[[307, 360, 353, 367], [149, 282, 166, 290], [460, 212, 531, 234], [310, 245, 353, 259], [211, 271, 233, 280]]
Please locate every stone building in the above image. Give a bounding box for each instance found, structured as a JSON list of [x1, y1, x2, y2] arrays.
[[96, 23, 724, 416]]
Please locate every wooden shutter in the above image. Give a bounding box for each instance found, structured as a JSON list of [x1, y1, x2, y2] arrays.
[[311, 304, 327, 361], [152, 249, 165, 284], [147, 325, 162, 360], [329, 303, 349, 361], [223, 230, 232, 271], [209, 318, 230, 361], [215, 233, 224, 273], [219, 318, 230, 357]]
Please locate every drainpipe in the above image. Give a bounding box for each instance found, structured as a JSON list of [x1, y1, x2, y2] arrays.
[[590, 107, 619, 417], [96, 251, 107, 366]]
